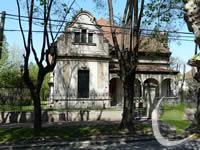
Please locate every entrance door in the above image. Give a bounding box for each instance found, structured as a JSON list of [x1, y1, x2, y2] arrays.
[[109, 79, 117, 106]]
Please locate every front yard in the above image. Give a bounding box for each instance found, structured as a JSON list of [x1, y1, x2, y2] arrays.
[[160, 102, 192, 135]]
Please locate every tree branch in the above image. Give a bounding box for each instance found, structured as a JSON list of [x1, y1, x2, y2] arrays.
[[16, 0, 35, 90], [16, 0, 27, 49], [128, 1, 134, 54], [108, 0, 121, 56], [135, 0, 145, 59], [138, 0, 145, 31], [31, 39, 40, 66], [40, 0, 48, 64], [121, 0, 130, 50], [52, 0, 76, 42], [27, 0, 34, 53]]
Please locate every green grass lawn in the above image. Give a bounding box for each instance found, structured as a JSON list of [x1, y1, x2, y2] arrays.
[[0, 124, 151, 144], [0, 105, 47, 112], [160, 102, 191, 135]]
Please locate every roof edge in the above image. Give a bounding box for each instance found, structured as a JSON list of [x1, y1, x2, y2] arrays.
[[65, 10, 97, 29]]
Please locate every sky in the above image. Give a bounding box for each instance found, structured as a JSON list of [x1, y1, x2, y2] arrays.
[[0, 0, 196, 73]]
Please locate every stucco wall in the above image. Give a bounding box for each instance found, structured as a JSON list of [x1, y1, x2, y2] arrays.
[[52, 11, 110, 109], [57, 12, 109, 57], [53, 61, 109, 98]]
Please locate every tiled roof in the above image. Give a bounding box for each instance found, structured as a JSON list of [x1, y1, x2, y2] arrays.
[[136, 66, 177, 73], [110, 65, 178, 73], [139, 37, 170, 54], [97, 18, 170, 54], [97, 18, 122, 46]]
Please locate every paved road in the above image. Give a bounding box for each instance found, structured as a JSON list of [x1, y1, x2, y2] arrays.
[[1, 139, 200, 150], [88, 140, 200, 150], [67, 140, 200, 150]]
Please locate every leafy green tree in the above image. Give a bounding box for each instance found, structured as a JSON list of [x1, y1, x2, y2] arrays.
[[41, 73, 50, 101], [142, 0, 185, 49], [0, 40, 21, 88], [29, 63, 50, 101], [144, 0, 184, 30], [183, 0, 200, 125]]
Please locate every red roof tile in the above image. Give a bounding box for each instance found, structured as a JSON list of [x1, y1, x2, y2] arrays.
[[110, 65, 177, 73], [97, 18, 170, 54]]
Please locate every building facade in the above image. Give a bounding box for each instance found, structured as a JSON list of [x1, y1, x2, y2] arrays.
[[49, 11, 110, 109], [49, 10, 179, 117]]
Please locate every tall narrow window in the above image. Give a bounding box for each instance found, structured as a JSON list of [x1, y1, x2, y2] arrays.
[[78, 70, 89, 98], [74, 32, 80, 43], [81, 29, 86, 43], [88, 33, 93, 43]]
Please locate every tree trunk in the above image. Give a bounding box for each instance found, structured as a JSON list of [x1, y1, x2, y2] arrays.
[[108, 0, 144, 131], [193, 67, 200, 125], [31, 89, 42, 135], [120, 72, 135, 131], [195, 85, 200, 125]]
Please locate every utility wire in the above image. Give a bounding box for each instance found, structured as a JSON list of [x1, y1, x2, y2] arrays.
[[4, 25, 195, 38], [2, 12, 196, 42], [4, 17, 196, 39], [4, 29, 195, 41], [6, 16, 66, 28], [2, 12, 195, 35]]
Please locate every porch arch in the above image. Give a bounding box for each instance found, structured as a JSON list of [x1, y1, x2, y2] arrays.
[[109, 78, 123, 106], [134, 78, 142, 97], [143, 78, 159, 97], [143, 78, 159, 118], [161, 78, 172, 97]]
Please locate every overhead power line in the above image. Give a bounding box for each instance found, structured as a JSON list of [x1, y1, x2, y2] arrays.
[[1, 12, 195, 35], [4, 28, 195, 42], [5, 15, 197, 38], [6, 16, 65, 28]]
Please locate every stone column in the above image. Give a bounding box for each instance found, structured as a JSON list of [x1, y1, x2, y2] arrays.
[[48, 72, 54, 103], [140, 83, 144, 105], [159, 82, 162, 98], [146, 86, 156, 118]]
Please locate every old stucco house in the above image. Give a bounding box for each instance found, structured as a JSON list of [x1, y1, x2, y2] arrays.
[[49, 10, 179, 117], [49, 10, 110, 109]]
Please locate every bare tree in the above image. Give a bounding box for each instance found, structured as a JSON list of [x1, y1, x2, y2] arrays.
[[169, 56, 185, 71], [16, 0, 75, 134], [108, 0, 144, 130]]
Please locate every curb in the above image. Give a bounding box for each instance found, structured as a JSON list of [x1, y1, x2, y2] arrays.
[[0, 136, 155, 150]]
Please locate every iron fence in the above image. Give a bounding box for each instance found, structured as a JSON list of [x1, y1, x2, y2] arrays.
[[0, 87, 37, 112], [0, 87, 184, 114]]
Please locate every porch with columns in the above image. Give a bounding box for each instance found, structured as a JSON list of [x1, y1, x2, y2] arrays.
[[109, 73, 179, 118]]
